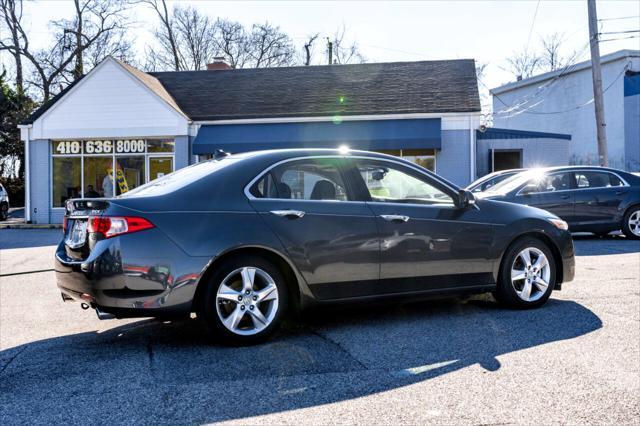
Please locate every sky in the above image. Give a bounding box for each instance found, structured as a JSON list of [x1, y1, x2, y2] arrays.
[[1, 0, 639, 92]]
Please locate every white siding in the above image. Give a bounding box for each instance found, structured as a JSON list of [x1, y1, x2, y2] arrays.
[[31, 59, 189, 140], [493, 54, 640, 170]]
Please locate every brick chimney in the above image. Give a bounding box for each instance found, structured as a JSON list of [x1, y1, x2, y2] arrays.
[[207, 57, 231, 70]]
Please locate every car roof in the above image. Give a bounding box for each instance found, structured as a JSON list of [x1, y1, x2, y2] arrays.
[[227, 148, 408, 163]]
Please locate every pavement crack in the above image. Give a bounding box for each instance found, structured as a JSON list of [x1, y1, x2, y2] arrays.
[[146, 340, 155, 371], [309, 328, 368, 371], [0, 346, 27, 376]]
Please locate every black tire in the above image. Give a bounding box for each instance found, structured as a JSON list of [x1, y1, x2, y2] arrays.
[[199, 255, 288, 345], [0, 203, 7, 221], [495, 237, 556, 309], [621, 206, 640, 240]]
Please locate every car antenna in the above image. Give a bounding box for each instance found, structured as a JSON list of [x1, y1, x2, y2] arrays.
[[214, 149, 230, 159]]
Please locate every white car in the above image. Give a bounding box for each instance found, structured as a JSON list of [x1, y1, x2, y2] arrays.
[[0, 184, 9, 221]]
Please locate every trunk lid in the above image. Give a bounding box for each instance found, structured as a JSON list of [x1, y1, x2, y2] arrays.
[[63, 199, 110, 259]]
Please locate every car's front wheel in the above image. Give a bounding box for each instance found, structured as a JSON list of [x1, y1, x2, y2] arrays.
[[622, 206, 640, 240], [0, 203, 8, 221], [496, 237, 556, 308], [200, 255, 288, 344]]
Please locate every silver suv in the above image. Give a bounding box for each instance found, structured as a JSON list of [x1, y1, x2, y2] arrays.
[[0, 184, 9, 221]]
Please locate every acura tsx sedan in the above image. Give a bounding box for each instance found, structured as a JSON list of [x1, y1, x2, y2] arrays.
[[56, 149, 575, 344]]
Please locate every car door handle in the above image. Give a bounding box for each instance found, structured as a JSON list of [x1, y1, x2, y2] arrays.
[[380, 214, 410, 223], [616, 190, 627, 195], [560, 194, 571, 200], [270, 209, 305, 219]]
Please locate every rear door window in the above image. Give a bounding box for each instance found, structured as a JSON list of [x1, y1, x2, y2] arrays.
[[251, 158, 350, 201], [575, 171, 624, 188]]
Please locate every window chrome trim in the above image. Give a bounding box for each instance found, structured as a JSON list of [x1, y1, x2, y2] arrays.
[[515, 169, 630, 197], [243, 155, 459, 202]]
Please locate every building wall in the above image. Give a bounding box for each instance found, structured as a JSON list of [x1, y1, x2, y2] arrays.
[[476, 137, 570, 177], [28, 140, 51, 224], [624, 76, 640, 172], [436, 130, 471, 186], [492, 53, 640, 170]]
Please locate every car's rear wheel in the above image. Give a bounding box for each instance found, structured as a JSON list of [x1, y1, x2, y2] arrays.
[[622, 206, 640, 240], [496, 237, 556, 308], [0, 203, 8, 221], [200, 255, 288, 344]]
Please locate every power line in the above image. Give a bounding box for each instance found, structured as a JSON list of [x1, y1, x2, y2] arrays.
[[600, 35, 640, 42], [599, 29, 640, 35], [497, 61, 630, 116], [525, 0, 541, 55], [598, 15, 640, 21]]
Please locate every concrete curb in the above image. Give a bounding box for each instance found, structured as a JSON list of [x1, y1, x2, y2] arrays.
[[0, 223, 62, 229]]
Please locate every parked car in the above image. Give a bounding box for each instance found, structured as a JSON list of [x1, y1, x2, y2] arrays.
[[55, 149, 575, 344], [0, 184, 9, 221], [467, 169, 523, 193], [477, 166, 640, 239]]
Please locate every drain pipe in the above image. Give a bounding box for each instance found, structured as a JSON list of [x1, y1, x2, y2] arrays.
[[18, 125, 32, 223]]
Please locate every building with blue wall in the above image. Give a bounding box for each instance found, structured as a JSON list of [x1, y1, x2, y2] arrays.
[[19, 56, 569, 224]]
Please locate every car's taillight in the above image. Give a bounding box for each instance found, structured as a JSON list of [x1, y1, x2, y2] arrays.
[[87, 216, 154, 238], [62, 216, 68, 232]]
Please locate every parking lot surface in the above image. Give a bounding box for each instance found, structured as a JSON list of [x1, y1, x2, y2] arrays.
[[1, 229, 639, 425]]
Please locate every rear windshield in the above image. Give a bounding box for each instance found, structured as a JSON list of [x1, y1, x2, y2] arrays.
[[118, 157, 241, 198]]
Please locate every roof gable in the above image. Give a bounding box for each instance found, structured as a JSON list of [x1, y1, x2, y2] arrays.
[[26, 57, 189, 139]]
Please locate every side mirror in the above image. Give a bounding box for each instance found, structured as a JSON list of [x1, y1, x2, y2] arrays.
[[456, 189, 476, 209], [520, 183, 538, 196]]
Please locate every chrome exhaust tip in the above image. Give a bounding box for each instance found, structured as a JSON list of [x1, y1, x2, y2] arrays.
[[95, 308, 116, 320]]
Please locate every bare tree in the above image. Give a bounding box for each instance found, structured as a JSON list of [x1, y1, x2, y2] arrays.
[[302, 33, 319, 66], [214, 19, 250, 69], [0, 0, 26, 92], [329, 25, 365, 65], [540, 32, 568, 72], [503, 50, 540, 80], [247, 22, 294, 68], [136, 0, 180, 71], [2, 0, 131, 101], [143, 4, 217, 71]]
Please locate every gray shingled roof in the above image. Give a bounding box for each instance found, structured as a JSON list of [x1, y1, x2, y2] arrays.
[[150, 59, 480, 121], [23, 58, 480, 124]]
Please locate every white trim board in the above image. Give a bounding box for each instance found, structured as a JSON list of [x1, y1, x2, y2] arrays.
[[195, 112, 482, 131]]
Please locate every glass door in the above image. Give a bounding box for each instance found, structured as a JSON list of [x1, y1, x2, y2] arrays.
[[149, 156, 174, 182]]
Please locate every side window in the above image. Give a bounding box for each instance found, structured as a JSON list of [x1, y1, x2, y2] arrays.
[[249, 172, 278, 198], [356, 161, 454, 205], [252, 159, 349, 201], [528, 172, 574, 193], [575, 171, 624, 188]]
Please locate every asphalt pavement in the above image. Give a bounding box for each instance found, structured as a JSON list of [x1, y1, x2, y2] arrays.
[[0, 229, 638, 425]]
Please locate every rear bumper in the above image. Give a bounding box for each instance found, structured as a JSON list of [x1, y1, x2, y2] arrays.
[[54, 230, 211, 317]]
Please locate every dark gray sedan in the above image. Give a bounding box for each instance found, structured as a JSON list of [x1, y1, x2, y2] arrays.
[[56, 149, 575, 344], [476, 166, 640, 239]]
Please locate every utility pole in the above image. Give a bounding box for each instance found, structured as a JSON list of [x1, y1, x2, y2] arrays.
[[587, 0, 608, 166], [327, 38, 333, 65]]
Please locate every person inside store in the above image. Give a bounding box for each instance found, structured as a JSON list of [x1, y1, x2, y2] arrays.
[[85, 185, 100, 198]]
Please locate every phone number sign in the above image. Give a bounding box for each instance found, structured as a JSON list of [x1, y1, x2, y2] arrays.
[[54, 140, 146, 155]]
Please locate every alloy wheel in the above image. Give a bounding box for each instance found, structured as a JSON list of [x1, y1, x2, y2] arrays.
[[510, 247, 551, 302], [215, 267, 279, 336], [629, 211, 640, 237]]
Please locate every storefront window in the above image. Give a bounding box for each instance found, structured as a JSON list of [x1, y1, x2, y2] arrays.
[[148, 139, 175, 153], [84, 157, 114, 198], [51, 139, 174, 207], [52, 157, 81, 207], [374, 149, 436, 172], [115, 157, 145, 195]]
